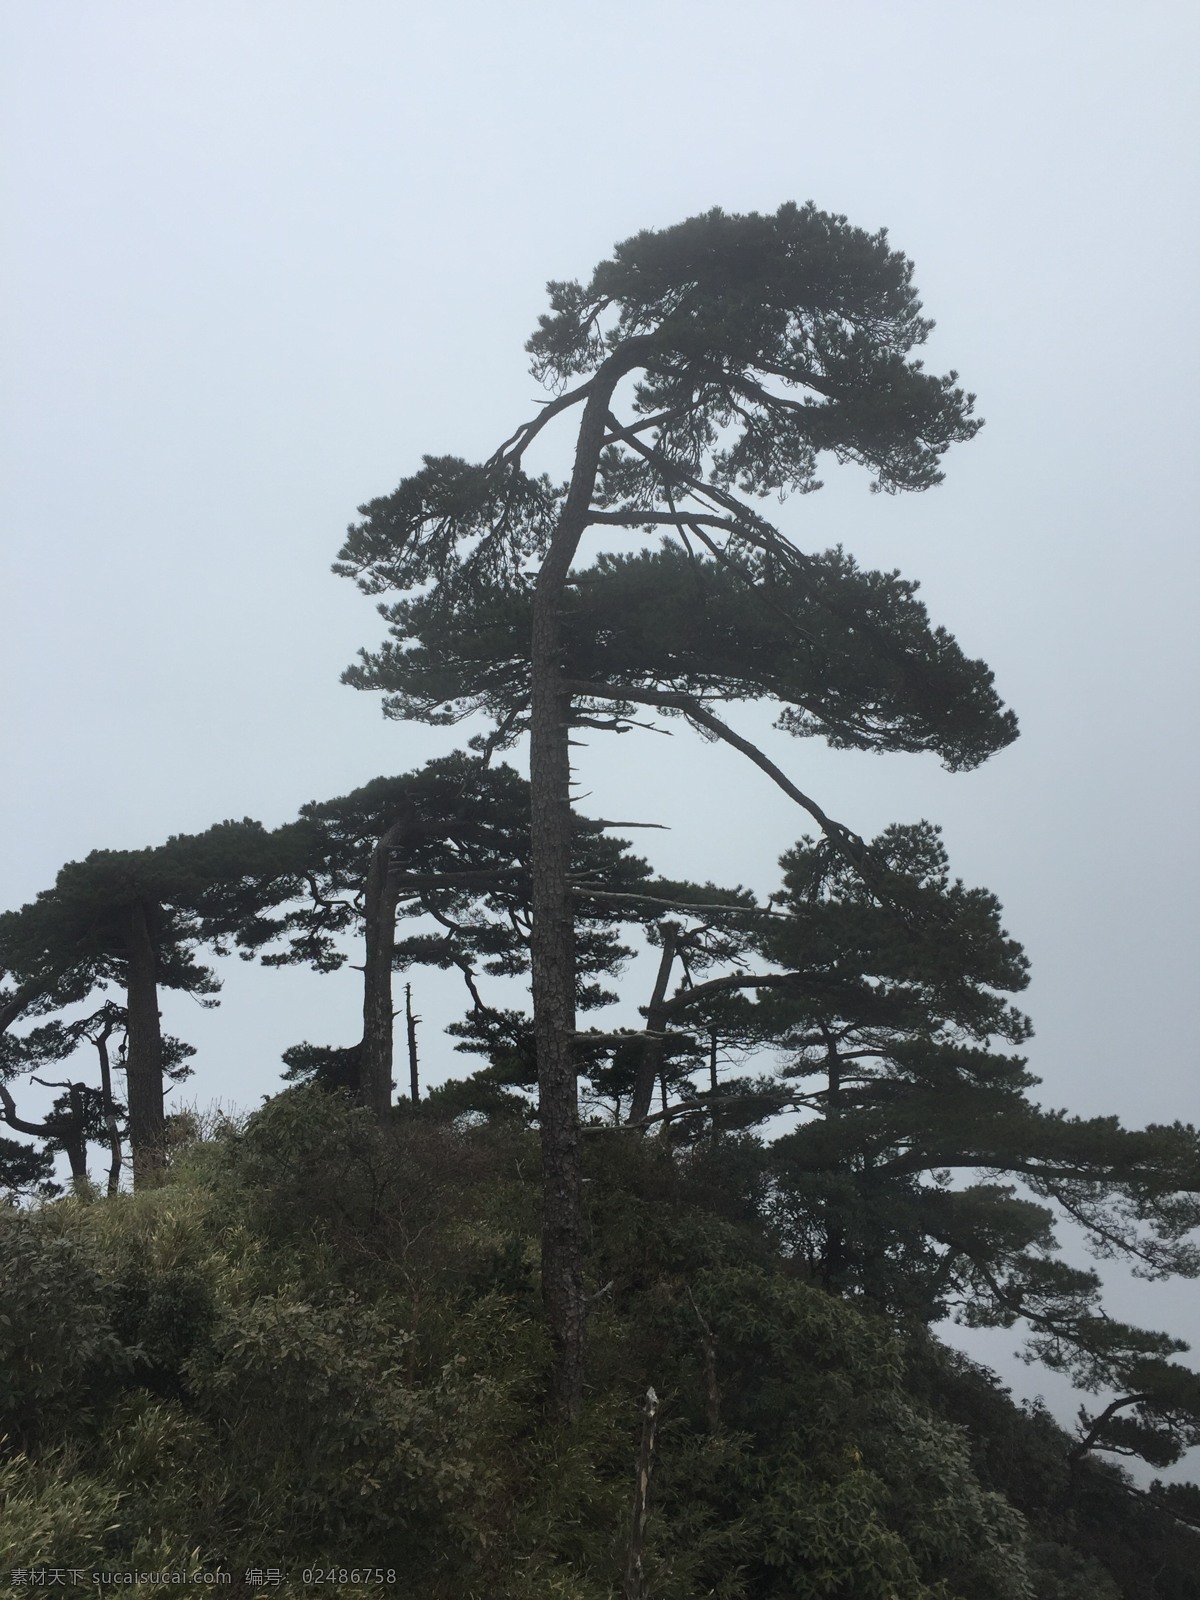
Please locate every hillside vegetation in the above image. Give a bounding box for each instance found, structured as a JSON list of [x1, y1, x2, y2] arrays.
[[3, 1090, 1196, 1598]]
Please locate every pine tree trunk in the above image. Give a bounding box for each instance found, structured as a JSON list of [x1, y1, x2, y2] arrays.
[[62, 1082, 90, 1195], [405, 983, 420, 1104], [628, 922, 679, 1126], [530, 342, 649, 1423], [360, 815, 412, 1118], [822, 1030, 846, 1288], [124, 899, 165, 1188], [95, 1018, 124, 1196], [531, 595, 586, 1421]]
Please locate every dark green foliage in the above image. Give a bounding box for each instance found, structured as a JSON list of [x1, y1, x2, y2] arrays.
[[0, 820, 297, 1182], [280, 1039, 362, 1093], [4, 201, 1195, 1590], [763, 821, 1033, 1039], [423, 1062, 536, 1124], [266, 755, 544, 976], [527, 201, 980, 493], [0, 822, 298, 1069], [2, 1096, 1195, 1595], [908, 1340, 1200, 1600], [335, 453, 562, 608], [338, 204, 1011, 791], [348, 544, 1016, 772], [569, 546, 1014, 768], [0, 819, 297, 1008], [266, 753, 653, 1008], [0, 1131, 57, 1197], [500, 815, 1200, 1486], [0, 1212, 137, 1452]]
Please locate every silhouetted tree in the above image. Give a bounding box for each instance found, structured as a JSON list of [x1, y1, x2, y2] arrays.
[[338, 203, 1011, 1417], [0, 821, 294, 1185], [266, 754, 653, 1113]]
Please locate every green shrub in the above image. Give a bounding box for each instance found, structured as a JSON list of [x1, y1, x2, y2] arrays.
[[0, 1090, 1193, 1596]]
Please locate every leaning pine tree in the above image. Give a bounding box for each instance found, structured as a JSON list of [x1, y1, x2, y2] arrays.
[[337, 203, 1016, 1420]]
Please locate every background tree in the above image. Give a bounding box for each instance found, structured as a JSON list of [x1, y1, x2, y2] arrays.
[[0, 820, 294, 1186], [337, 203, 1012, 1419], [264, 753, 655, 1113], [0, 949, 124, 1198], [0, 1000, 195, 1195], [571, 818, 1200, 1477], [0, 1128, 57, 1201]]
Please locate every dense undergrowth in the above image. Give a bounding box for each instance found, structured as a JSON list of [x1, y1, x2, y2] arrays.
[[2, 1089, 1196, 1598]]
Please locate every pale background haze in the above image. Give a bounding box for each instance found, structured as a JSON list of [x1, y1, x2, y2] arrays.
[[2, 1, 1197, 1445]]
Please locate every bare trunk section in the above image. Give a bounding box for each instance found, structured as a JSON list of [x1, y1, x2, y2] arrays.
[[530, 645, 583, 1420], [621, 1386, 660, 1600], [530, 343, 650, 1423], [60, 1082, 89, 1192], [628, 922, 679, 1126], [124, 898, 165, 1188], [821, 1026, 846, 1289], [359, 814, 413, 1118]]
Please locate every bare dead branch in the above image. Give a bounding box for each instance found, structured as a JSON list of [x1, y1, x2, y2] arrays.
[[580, 820, 672, 831], [622, 1387, 660, 1600]]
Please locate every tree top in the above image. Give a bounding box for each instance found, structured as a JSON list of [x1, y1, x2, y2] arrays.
[[527, 201, 980, 495]]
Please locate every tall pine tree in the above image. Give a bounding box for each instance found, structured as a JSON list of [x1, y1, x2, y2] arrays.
[[338, 204, 1014, 1418]]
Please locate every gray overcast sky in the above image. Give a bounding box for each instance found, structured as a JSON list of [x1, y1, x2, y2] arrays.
[[3, 1, 1198, 1415]]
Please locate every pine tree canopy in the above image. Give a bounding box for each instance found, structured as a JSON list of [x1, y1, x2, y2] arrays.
[[335, 203, 1009, 786], [344, 544, 1016, 773], [528, 201, 980, 493], [0, 818, 298, 1016], [338, 201, 984, 616]]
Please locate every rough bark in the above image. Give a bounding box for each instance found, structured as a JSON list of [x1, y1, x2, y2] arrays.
[[59, 1082, 89, 1190], [124, 898, 166, 1187], [821, 1026, 847, 1288], [530, 340, 652, 1422], [0, 991, 30, 1037], [359, 813, 413, 1118]]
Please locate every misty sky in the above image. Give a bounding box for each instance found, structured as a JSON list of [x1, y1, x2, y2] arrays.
[[3, 2, 1198, 1422]]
